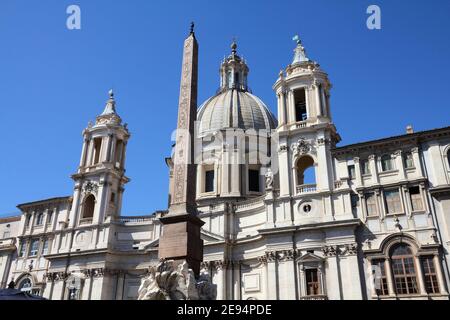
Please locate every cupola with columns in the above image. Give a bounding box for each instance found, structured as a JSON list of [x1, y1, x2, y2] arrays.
[[68, 90, 130, 229]]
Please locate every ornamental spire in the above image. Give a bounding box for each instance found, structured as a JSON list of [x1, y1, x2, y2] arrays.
[[292, 34, 310, 64], [101, 89, 117, 115]]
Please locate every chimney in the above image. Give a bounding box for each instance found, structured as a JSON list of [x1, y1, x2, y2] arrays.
[[406, 125, 414, 134]]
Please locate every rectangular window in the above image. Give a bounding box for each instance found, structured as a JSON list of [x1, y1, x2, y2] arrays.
[[404, 152, 414, 169], [205, 170, 215, 193], [348, 165, 356, 180], [372, 260, 389, 296], [351, 194, 359, 216], [42, 239, 49, 256], [384, 189, 402, 214], [29, 239, 40, 257], [421, 256, 440, 294], [19, 242, 27, 257], [3, 231, 10, 239], [305, 269, 321, 296], [361, 160, 370, 175], [294, 88, 307, 122], [366, 193, 378, 216], [248, 169, 260, 192], [409, 187, 424, 212], [47, 211, 53, 224]]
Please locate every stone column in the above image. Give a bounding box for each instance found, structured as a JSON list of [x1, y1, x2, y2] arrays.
[[278, 91, 287, 126], [288, 90, 296, 123], [394, 150, 406, 180], [105, 134, 113, 163], [266, 252, 278, 300], [278, 145, 290, 197], [411, 147, 423, 177], [434, 255, 448, 294], [314, 83, 321, 117], [369, 154, 379, 184], [384, 259, 396, 297], [85, 139, 94, 168], [354, 157, 363, 187], [79, 137, 89, 169]]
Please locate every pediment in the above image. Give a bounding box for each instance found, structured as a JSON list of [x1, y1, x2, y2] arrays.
[[298, 252, 324, 262]]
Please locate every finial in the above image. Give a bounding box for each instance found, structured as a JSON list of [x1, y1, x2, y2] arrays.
[[292, 34, 301, 45], [190, 21, 195, 34], [292, 34, 310, 64], [108, 89, 114, 99], [231, 38, 237, 55]]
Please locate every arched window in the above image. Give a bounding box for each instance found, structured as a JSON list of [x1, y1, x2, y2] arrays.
[[82, 195, 95, 219], [381, 154, 394, 172], [25, 215, 31, 228], [296, 156, 316, 186], [447, 149, 450, 168], [18, 278, 32, 292], [390, 244, 419, 295], [36, 213, 44, 226]]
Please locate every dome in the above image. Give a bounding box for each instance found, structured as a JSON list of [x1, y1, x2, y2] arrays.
[[197, 89, 277, 134]]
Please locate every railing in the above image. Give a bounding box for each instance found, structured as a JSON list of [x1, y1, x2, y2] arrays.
[[296, 184, 317, 194], [79, 218, 93, 225], [295, 121, 308, 129], [116, 216, 154, 224], [334, 180, 343, 189], [300, 295, 328, 300]]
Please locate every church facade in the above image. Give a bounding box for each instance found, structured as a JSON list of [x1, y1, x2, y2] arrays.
[[1, 30, 450, 300]]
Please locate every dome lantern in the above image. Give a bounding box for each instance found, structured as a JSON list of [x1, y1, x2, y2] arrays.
[[219, 40, 249, 92]]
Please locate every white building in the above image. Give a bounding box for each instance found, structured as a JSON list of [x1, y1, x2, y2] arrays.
[[1, 35, 450, 300]]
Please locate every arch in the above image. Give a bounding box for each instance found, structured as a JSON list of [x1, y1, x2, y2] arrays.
[[378, 233, 420, 257], [82, 194, 96, 219], [295, 155, 316, 186]]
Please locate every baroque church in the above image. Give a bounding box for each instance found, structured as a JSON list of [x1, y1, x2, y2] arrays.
[[1, 28, 450, 300]]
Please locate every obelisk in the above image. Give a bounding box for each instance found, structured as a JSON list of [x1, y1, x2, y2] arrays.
[[158, 23, 204, 276]]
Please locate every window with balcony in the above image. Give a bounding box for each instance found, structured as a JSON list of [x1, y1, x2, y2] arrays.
[[409, 186, 424, 212], [421, 256, 440, 294], [381, 154, 394, 172], [294, 88, 307, 122], [391, 244, 419, 295], [296, 156, 316, 193], [403, 152, 414, 169], [384, 189, 402, 214]]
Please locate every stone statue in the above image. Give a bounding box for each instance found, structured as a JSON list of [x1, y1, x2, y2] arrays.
[[265, 168, 274, 190], [137, 259, 216, 300]]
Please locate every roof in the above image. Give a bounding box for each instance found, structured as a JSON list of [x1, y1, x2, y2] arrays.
[[333, 125, 450, 155], [17, 196, 71, 210], [0, 215, 21, 223], [197, 89, 277, 134]]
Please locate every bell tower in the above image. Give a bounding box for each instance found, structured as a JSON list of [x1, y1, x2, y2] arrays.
[[68, 90, 130, 229], [273, 35, 340, 199]]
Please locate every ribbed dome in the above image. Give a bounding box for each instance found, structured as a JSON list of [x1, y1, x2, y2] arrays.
[[197, 89, 277, 134]]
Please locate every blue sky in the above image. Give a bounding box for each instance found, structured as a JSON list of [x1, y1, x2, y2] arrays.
[[0, 0, 449, 217]]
